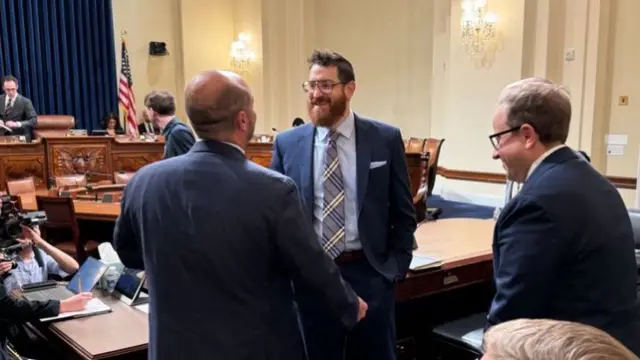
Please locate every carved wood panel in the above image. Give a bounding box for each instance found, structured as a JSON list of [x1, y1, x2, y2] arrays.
[[2, 155, 46, 189], [112, 153, 163, 172], [50, 144, 110, 177]]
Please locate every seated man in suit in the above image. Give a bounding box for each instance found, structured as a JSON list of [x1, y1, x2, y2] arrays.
[[0, 75, 37, 142], [487, 77, 640, 355], [138, 111, 160, 135]]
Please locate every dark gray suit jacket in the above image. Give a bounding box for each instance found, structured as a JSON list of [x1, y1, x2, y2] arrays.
[[113, 140, 359, 360], [0, 94, 37, 142]]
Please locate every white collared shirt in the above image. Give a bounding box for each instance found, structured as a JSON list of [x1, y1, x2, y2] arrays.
[[526, 144, 566, 180], [5, 94, 17, 108]]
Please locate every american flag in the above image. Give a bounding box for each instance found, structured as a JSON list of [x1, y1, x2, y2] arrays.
[[118, 40, 139, 137]]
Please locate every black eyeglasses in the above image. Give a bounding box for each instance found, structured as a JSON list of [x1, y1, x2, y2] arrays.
[[301, 80, 345, 94], [488, 127, 520, 150]]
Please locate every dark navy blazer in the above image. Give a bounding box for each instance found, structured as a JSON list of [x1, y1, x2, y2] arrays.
[[489, 146, 640, 355], [270, 115, 417, 281], [113, 140, 359, 360]]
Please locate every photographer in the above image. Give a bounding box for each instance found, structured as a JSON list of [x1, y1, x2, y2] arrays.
[[0, 198, 91, 359], [1, 226, 79, 294]]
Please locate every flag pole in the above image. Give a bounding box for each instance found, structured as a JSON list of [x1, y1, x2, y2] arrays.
[[119, 29, 127, 132], [119, 29, 137, 140]]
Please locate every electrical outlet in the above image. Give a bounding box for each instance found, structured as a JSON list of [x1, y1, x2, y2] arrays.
[[619, 96, 629, 106]]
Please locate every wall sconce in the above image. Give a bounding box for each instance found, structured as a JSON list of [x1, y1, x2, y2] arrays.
[[230, 33, 256, 74], [461, 0, 498, 67]]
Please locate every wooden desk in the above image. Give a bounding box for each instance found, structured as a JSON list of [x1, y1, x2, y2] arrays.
[[396, 219, 494, 301], [0, 137, 164, 191], [0, 139, 424, 201], [20, 192, 120, 221], [41, 218, 493, 359], [46, 293, 148, 360]]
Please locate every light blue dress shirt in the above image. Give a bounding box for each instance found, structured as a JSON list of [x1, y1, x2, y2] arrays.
[[313, 111, 361, 250], [3, 248, 67, 293]]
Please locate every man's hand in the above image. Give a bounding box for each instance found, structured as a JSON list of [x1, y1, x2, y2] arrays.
[[0, 261, 13, 276], [5, 121, 19, 128], [59, 292, 93, 313], [357, 297, 368, 322]]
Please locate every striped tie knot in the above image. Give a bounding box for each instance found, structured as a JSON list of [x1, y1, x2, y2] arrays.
[[328, 130, 340, 144]]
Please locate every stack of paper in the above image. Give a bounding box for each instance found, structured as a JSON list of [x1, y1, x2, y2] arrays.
[[409, 253, 443, 271]]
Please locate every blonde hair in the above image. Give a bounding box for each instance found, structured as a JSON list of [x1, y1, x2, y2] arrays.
[[483, 319, 639, 360]]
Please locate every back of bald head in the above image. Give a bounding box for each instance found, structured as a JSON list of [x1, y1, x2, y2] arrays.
[[184, 70, 252, 139]]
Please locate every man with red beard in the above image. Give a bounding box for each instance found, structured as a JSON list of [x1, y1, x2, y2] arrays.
[[270, 50, 416, 360]]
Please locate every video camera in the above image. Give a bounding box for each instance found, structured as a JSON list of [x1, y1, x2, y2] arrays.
[[0, 195, 47, 249]]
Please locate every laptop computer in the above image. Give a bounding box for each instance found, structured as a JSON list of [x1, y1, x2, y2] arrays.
[[112, 267, 149, 306], [22, 257, 112, 322]]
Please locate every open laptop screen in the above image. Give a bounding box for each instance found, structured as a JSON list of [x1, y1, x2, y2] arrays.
[[67, 257, 108, 294], [114, 268, 146, 300]]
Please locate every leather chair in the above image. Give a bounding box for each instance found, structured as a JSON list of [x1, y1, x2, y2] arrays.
[[629, 209, 640, 249], [431, 312, 486, 357], [33, 115, 75, 139], [628, 209, 640, 288]]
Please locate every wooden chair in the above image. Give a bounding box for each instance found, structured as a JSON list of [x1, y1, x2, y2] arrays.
[[405, 137, 426, 153], [422, 138, 445, 196], [5, 177, 36, 195], [412, 152, 431, 223], [113, 171, 135, 184], [53, 174, 87, 188], [35, 196, 99, 263]]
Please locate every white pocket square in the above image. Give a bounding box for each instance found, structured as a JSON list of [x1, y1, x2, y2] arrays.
[[369, 161, 387, 169]]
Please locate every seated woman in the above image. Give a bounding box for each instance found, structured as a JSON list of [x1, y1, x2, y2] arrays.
[[101, 113, 123, 136], [0, 225, 79, 294]]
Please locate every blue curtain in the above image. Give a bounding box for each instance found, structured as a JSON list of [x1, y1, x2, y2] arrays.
[[0, 0, 117, 132]]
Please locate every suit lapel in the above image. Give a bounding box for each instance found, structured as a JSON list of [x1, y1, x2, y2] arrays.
[[355, 115, 372, 214], [295, 125, 316, 217]]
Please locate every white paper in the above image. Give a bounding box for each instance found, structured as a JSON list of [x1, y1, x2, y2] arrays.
[[606, 134, 628, 145], [40, 298, 111, 322], [606, 144, 624, 156], [98, 243, 121, 264]]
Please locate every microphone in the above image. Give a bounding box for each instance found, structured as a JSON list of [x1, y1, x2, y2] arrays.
[[271, 128, 278, 134]]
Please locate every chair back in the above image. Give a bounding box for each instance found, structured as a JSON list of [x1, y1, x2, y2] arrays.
[[422, 138, 445, 196], [629, 209, 640, 248], [113, 171, 135, 184], [6, 177, 36, 195], [54, 174, 87, 188], [36, 195, 86, 262]]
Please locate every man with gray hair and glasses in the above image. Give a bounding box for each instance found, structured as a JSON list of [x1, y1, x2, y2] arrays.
[[486, 77, 640, 356]]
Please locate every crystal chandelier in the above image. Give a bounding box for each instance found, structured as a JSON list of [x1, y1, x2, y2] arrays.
[[230, 33, 256, 74], [460, 0, 497, 59]]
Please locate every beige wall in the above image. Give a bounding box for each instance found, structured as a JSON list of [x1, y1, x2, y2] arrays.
[[112, 0, 640, 206], [112, 0, 185, 120]]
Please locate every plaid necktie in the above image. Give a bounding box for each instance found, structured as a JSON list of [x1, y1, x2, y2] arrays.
[[321, 130, 346, 259], [4, 98, 13, 120]]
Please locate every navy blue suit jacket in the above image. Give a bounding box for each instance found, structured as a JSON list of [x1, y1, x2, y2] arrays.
[[270, 115, 417, 281], [489, 146, 640, 355], [113, 140, 359, 360]]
